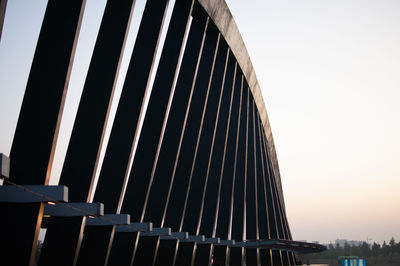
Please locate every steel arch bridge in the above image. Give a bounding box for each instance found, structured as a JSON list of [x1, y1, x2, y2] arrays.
[[0, 0, 325, 265]]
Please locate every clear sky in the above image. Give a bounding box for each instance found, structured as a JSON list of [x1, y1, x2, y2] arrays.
[[1, 0, 399, 245], [226, 0, 400, 244]]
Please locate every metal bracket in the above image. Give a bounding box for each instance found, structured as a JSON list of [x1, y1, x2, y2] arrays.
[[0, 185, 68, 202], [180, 235, 205, 242], [215, 239, 236, 246], [202, 237, 221, 244], [44, 202, 103, 217], [86, 214, 130, 226], [115, 222, 153, 232], [141, 227, 171, 236], [160, 232, 188, 240]]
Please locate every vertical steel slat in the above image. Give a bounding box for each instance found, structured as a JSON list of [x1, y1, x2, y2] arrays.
[[287, 252, 295, 265], [255, 113, 273, 266], [194, 48, 231, 237], [0, 2, 86, 265], [142, 18, 218, 266], [118, 0, 191, 223], [178, 32, 221, 233], [229, 78, 248, 266], [258, 122, 280, 265], [267, 130, 294, 265], [138, 0, 195, 225], [192, 47, 233, 266], [174, 32, 228, 266], [105, 0, 195, 264], [256, 114, 271, 240], [260, 128, 284, 266], [243, 85, 250, 265], [245, 95, 259, 266], [225, 74, 244, 266], [291, 252, 298, 265], [210, 64, 242, 266], [267, 143, 291, 243], [251, 100, 261, 266], [93, 0, 171, 216], [271, 167, 292, 265], [134, 2, 210, 265], [76, 0, 173, 264], [261, 126, 282, 239], [191, 47, 230, 266], [211, 61, 238, 239], [153, 11, 210, 266], [261, 128, 292, 265], [273, 176, 291, 265], [266, 126, 289, 237], [171, 30, 221, 266], [158, 15, 210, 232], [207, 60, 237, 266], [132, 1, 197, 264], [39, 1, 136, 265], [280, 189, 295, 265]]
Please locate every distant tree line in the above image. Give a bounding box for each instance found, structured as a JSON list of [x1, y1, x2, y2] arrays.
[[300, 237, 400, 265]]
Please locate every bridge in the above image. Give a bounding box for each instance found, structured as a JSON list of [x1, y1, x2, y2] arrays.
[[0, 0, 325, 265]]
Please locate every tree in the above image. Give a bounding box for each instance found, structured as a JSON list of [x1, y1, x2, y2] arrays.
[[396, 241, 400, 256], [382, 241, 390, 257], [389, 237, 396, 253], [360, 242, 371, 257], [371, 242, 380, 257], [388, 237, 396, 261]]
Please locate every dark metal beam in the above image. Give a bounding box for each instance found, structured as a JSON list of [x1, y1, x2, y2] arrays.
[[151, 18, 219, 266], [205, 57, 237, 266], [130, 3, 210, 265], [225, 73, 244, 266], [108, 0, 196, 264], [0, 2, 86, 265], [228, 80, 248, 266], [0, 185, 68, 203], [246, 96, 259, 265], [255, 112, 273, 266], [193, 45, 233, 266], [40, 0, 135, 265], [175, 31, 228, 265], [260, 126, 285, 265], [77, 0, 171, 264], [153, 8, 211, 265], [263, 130, 292, 265], [212, 64, 241, 266], [44, 202, 103, 217]]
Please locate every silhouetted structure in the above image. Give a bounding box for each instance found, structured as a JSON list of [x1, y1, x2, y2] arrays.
[[0, 0, 325, 265]]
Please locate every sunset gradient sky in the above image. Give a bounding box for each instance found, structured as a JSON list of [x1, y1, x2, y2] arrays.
[[226, 0, 400, 244], [1, 0, 399, 245]]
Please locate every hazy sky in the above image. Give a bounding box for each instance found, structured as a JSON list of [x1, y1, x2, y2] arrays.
[[1, 0, 399, 245], [226, 0, 400, 244]]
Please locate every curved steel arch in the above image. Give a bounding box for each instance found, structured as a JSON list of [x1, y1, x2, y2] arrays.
[[0, 0, 328, 265]]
